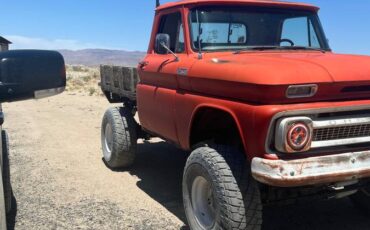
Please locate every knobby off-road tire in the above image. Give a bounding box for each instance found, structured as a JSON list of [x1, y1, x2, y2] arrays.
[[2, 130, 12, 214], [101, 107, 137, 169], [183, 145, 262, 230], [350, 187, 370, 214]]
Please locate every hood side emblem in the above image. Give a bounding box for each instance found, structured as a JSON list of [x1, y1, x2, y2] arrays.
[[177, 68, 188, 76], [211, 58, 230, 64]]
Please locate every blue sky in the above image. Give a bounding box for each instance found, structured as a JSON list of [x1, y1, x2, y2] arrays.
[[1, 0, 370, 55]]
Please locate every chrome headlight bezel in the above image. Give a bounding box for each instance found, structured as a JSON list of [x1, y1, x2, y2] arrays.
[[275, 117, 313, 153]]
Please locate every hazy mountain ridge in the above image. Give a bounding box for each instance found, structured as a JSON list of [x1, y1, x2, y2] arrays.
[[58, 49, 146, 67]]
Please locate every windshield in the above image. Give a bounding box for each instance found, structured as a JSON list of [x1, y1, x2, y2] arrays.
[[189, 6, 330, 52]]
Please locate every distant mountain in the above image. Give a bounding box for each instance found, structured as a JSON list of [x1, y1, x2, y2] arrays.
[[58, 49, 146, 67]]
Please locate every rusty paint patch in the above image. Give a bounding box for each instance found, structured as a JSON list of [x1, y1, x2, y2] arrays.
[[252, 151, 370, 187]]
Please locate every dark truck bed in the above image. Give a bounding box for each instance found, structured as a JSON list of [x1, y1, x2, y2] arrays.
[[100, 65, 139, 103]]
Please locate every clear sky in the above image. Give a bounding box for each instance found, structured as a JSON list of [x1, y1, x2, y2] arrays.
[[1, 0, 370, 55]]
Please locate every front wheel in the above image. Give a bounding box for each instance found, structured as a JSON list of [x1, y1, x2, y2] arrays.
[[183, 145, 262, 230]]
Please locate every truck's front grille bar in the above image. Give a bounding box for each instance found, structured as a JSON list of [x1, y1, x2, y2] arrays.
[[313, 124, 370, 141], [268, 106, 370, 155], [311, 115, 370, 148]]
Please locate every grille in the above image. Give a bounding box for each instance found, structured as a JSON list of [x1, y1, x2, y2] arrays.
[[313, 124, 370, 141]]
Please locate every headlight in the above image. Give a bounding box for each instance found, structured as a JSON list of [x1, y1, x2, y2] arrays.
[[275, 117, 313, 153], [286, 123, 311, 151]]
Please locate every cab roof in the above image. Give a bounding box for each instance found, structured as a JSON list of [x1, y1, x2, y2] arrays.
[[156, 0, 319, 12]]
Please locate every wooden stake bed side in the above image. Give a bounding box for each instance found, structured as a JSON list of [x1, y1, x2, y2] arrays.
[[100, 65, 139, 102]]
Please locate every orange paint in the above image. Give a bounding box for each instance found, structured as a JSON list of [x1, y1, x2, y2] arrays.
[[136, 0, 370, 162]]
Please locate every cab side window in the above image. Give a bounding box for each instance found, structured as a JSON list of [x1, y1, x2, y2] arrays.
[[157, 12, 185, 53], [281, 16, 320, 48]]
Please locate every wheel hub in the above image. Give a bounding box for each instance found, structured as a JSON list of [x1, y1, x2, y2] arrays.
[[104, 123, 113, 160], [191, 176, 216, 229]]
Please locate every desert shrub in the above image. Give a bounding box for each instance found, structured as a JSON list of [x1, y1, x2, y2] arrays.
[[93, 72, 99, 79], [70, 78, 84, 87], [82, 75, 92, 83], [65, 65, 101, 96], [71, 65, 89, 72], [88, 87, 96, 96]]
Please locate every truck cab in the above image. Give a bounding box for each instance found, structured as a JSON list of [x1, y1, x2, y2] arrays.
[[100, 1, 370, 229]]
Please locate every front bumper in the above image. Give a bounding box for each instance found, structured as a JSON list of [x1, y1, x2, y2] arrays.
[[251, 151, 370, 187]]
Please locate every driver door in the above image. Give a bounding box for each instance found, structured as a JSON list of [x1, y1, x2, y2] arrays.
[[137, 11, 185, 143]]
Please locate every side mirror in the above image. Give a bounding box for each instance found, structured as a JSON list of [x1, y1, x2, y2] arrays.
[[155, 34, 170, 54], [0, 50, 66, 103]]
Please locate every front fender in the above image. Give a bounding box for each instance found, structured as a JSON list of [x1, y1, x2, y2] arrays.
[[174, 92, 265, 161]]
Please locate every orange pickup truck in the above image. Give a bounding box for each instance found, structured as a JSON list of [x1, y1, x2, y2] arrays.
[[100, 0, 370, 229]]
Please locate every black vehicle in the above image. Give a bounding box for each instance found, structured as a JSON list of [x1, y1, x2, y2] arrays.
[[0, 50, 66, 228]]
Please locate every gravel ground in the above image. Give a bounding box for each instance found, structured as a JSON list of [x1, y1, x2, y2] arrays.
[[3, 93, 370, 229]]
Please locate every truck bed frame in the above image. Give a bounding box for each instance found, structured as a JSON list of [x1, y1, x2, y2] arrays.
[[100, 65, 139, 103]]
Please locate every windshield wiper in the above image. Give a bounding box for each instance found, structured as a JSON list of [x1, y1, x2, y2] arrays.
[[234, 46, 327, 54], [281, 46, 327, 53], [233, 46, 281, 54]]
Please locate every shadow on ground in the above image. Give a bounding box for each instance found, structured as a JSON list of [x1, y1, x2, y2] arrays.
[[129, 141, 189, 224], [127, 141, 370, 230], [6, 193, 17, 230]]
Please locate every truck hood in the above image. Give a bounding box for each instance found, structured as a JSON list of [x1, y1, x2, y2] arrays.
[[187, 52, 370, 103]]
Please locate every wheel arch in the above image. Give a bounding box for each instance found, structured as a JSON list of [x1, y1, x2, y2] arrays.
[[188, 104, 248, 155]]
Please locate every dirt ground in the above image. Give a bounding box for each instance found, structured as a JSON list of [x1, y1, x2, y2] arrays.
[[3, 92, 370, 230]]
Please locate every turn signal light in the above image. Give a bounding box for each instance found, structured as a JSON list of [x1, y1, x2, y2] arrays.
[[286, 84, 318, 98]]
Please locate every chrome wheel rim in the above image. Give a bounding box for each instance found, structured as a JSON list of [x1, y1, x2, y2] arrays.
[[191, 176, 216, 229], [104, 123, 113, 160]]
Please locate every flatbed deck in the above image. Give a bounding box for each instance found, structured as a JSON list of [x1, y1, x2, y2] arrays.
[[100, 65, 139, 102]]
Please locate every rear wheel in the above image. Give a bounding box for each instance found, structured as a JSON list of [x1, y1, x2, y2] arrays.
[[2, 130, 12, 214], [350, 187, 370, 214], [183, 145, 262, 230], [101, 107, 137, 169]]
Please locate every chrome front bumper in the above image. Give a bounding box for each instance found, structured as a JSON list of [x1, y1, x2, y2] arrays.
[[251, 151, 370, 187]]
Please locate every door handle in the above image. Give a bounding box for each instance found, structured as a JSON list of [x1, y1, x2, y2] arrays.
[[139, 61, 149, 70]]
